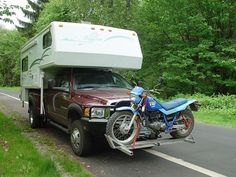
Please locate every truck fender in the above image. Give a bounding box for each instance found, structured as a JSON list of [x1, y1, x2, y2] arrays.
[[67, 103, 83, 124]]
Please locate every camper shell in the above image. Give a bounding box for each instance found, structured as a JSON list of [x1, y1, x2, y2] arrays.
[[21, 22, 142, 94]]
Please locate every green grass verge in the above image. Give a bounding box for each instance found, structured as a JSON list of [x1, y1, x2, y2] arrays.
[[194, 110, 236, 128], [0, 112, 60, 177], [0, 86, 20, 92]]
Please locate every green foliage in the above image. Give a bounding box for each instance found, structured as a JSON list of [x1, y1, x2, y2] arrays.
[[0, 0, 17, 23], [135, 0, 236, 96], [0, 86, 20, 92], [16, 0, 49, 37], [174, 93, 236, 111], [0, 29, 26, 86], [0, 112, 60, 177], [34, 0, 71, 32], [172, 93, 236, 127], [35, 0, 138, 32]]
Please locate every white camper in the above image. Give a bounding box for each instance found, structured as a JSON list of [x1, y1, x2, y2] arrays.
[[20, 21, 143, 112]]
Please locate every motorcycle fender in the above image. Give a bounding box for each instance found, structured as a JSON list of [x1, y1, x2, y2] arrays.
[[159, 99, 197, 115], [116, 106, 140, 116]]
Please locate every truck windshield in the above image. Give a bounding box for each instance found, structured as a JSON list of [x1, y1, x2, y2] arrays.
[[74, 71, 132, 89]]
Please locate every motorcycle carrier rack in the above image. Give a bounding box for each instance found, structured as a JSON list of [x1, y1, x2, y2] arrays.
[[104, 134, 195, 156]]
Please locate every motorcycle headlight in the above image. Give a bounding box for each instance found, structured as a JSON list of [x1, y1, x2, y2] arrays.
[[90, 108, 110, 118]]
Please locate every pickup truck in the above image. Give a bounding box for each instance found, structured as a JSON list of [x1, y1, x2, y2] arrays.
[[28, 68, 131, 156]]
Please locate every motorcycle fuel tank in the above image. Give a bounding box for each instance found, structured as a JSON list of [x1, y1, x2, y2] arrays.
[[146, 96, 162, 111]]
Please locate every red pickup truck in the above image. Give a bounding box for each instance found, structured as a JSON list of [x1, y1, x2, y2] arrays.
[[28, 68, 131, 156]]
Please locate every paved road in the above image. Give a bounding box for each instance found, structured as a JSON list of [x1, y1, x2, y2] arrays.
[[0, 90, 235, 177]]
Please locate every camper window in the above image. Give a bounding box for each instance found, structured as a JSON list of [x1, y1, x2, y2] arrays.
[[43, 31, 52, 49], [22, 56, 28, 72]]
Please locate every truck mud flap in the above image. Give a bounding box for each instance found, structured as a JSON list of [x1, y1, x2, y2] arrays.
[[104, 134, 195, 156]]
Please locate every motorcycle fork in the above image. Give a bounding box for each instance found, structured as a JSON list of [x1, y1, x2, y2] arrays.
[[127, 98, 144, 130], [127, 112, 138, 130]]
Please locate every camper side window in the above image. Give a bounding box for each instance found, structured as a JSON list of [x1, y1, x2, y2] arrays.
[[22, 57, 28, 72], [43, 31, 52, 49]]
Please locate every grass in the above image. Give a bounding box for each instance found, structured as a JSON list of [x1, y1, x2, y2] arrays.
[[0, 86, 20, 92], [0, 112, 91, 177], [194, 110, 236, 128], [0, 112, 60, 177]]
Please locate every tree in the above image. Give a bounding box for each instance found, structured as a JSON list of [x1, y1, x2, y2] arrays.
[[136, 0, 236, 96], [0, 0, 17, 23], [0, 29, 26, 86], [34, 0, 139, 32], [16, 0, 48, 37]]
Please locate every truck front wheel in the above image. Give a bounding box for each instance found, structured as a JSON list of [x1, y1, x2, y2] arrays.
[[70, 120, 92, 156]]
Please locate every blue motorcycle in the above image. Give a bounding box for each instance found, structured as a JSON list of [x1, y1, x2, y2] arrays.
[[106, 85, 200, 145]]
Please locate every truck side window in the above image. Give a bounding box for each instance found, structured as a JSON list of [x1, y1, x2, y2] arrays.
[[22, 56, 28, 72], [55, 74, 70, 91], [43, 31, 52, 49]]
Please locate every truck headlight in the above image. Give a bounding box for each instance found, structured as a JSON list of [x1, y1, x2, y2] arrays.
[[91, 108, 104, 118], [90, 108, 110, 118]]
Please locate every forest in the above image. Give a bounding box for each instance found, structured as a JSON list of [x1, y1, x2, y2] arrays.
[[0, 0, 236, 97]]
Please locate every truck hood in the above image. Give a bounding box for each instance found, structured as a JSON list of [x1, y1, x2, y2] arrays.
[[74, 88, 130, 106]]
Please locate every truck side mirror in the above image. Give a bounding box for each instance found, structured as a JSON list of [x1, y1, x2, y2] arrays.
[[137, 81, 143, 87], [48, 79, 55, 89]]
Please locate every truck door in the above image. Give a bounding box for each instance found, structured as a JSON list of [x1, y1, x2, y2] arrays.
[[46, 72, 71, 126]]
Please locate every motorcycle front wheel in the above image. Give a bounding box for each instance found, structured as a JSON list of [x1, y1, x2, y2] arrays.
[[106, 111, 138, 145], [170, 109, 194, 138]]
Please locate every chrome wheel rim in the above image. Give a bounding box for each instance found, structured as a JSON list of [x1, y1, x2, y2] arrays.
[[111, 114, 137, 144], [71, 128, 81, 149]]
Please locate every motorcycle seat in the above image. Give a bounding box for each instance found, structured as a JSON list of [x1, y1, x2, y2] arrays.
[[159, 98, 188, 111]]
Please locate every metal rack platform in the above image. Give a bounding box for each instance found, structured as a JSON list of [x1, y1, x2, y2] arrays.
[[104, 134, 195, 156]]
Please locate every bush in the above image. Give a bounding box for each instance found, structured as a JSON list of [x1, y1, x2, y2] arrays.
[[173, 93, 236, 110]]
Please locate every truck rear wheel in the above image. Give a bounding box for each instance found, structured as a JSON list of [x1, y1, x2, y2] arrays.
[[70, 120, 92, 156], [29, 105, 41, 128]]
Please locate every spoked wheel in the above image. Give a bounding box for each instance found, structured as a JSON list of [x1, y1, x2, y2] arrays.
[[106, 111, 138, 145], [170, 109, 194, 138]]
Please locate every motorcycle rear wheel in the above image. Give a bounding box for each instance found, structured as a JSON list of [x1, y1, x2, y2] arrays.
[[170, 109, 194, 138], [106, 111, 138, 145]]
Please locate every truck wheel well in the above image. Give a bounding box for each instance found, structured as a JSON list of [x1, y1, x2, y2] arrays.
[[68, 110, 82, 129]]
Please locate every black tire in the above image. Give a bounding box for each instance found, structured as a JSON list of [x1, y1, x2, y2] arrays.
[[70, 120, 92, 156], [106, 111, 138, 145], [29, 104, 41, 129], [170, 109, 194, 138]]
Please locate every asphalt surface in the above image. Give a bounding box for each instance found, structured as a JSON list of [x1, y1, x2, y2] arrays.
[[0, 89, 236, 177]]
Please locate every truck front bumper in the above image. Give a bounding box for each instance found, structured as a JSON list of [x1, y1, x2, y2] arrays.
[[80, 117, 108, 137]]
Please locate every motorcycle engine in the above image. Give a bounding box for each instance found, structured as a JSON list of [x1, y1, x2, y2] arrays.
[[145, 111, 166, 131], [146, 111, 160, 122]]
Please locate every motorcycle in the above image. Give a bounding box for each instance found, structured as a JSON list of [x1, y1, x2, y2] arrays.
[[106, 82, 200, 145]]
